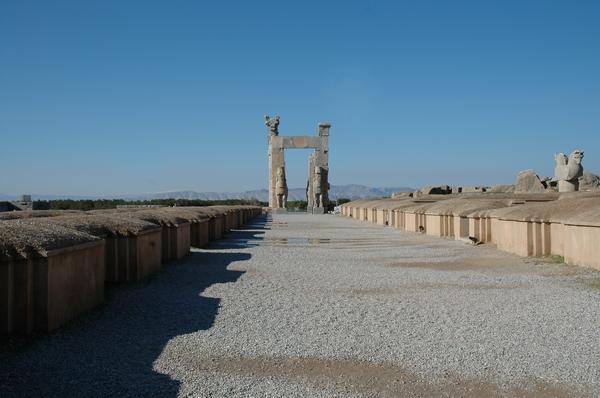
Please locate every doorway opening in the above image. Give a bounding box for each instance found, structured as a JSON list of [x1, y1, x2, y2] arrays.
[[282, 148, 313, 212]]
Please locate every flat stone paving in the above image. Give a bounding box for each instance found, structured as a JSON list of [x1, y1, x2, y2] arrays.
[[2, 213, 600, 397]]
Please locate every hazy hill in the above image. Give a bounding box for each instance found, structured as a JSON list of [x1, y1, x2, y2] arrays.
[[117, 184, 413, 201], [1, 185, 413, 202]]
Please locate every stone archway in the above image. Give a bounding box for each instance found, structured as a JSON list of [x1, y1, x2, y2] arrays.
[[265, 116, 330, 214]]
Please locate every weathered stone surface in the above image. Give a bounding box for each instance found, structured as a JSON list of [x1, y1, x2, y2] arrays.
[[391, 192, 413, 199], [515, 169, 546, 193], [489, 184, 516, 193], [313, 166, 329, 208], [554, 150, 584, 192], [461, 186, 487, 193], [264, 115, 280, 136], [579, 171, 600, 191], [266, 116, 330, 210], [419, 186, 451, 195], [275, 167, 288, 208]]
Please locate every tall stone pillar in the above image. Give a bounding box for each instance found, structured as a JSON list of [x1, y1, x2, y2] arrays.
[[310, 123, 330, 213], [266, 115, 284, 208], [307, 153, 316, 209]]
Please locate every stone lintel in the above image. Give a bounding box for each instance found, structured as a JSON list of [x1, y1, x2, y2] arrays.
[[271, 136, 325, 150]]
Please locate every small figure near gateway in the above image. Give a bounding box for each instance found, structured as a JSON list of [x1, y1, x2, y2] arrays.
[[554, 150, 584, 192], [313, 166, 329, 211], [275, 166, 288, 209]]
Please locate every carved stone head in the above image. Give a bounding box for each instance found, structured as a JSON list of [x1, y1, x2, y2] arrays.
[[571, 150, 584, 164], [555, 153, 568, 166], [265, 115, 280, 136]]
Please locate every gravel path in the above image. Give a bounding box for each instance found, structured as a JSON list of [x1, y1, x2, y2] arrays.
[[2, 213, 600, 397]]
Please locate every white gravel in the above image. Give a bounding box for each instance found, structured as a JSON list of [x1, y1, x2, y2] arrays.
[[1, 213, 599, 397]]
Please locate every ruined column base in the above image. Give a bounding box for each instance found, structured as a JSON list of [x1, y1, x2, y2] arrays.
[[312, 207, 325, 214], [558, 180, 578, 193], [272, 208, 288, 214]]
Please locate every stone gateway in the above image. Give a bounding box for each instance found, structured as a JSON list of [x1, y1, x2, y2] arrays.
[[265, 116, 330, 213]]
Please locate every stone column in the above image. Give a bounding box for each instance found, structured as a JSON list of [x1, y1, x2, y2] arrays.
[[558, 180, 578, 192], [265, 115, 283, 208], [311, 123, 330, 213], [268, 140, 285, 208], [307, 153, 316, 209], [554, 150, 584, 193]]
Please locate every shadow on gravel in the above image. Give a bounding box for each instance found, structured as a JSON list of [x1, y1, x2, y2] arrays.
[[0, 246, 256, 396], [209, 231, 266, 249], [210, 215, 270, 249]]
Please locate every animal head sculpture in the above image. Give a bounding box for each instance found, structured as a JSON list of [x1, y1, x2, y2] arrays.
[[570, 150, 584, 164], [554, 149, 584, 183], [265, 115, 280, 136], [554, 153, 568, 166]]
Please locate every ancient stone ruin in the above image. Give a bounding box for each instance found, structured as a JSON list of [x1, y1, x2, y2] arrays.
[[554, 149, 584, 192], [0, 206, 262, 338], [275, 166, 288, 209], [515, 169, 547, 193], [340, 192, 600, 271], [266, 115, 330, 213]]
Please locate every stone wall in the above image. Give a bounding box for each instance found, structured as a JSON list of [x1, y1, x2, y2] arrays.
[[0, 206, 262, 338], [340, 193, 600, 270]]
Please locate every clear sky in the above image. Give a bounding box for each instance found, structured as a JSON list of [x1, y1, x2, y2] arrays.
[[1, 1, 599, 196]]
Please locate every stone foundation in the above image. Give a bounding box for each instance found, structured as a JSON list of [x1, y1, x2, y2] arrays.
[[104, 228, 162, 283], [1, 240, 105, 335], [1, 206, 263, 338], [341, 194, 600, 270]]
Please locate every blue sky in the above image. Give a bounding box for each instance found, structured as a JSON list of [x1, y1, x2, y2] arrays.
[[1, 1, 599, 196]]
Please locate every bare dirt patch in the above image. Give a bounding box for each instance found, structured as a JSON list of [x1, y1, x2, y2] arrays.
[[342, 283, 524, 296], [387, 253, 588, 277], [194, 355, 579, 398]]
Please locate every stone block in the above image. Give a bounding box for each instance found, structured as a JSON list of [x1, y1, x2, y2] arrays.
[[515, 170, 546, 193], [33, 241, 105, 332], [419, 185, 451, 195]]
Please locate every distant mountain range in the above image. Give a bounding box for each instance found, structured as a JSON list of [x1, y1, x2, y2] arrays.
[[0, 184, 413, 202]]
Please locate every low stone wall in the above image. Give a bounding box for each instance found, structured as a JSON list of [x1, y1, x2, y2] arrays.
[[160, 223, 191, 263], [214, 215, 225, 240], [563, 223, 599, 267], [36, 241, 106, 332], [0, 206, 262, 338], [128, 229, 162, 281], [341, 194, 600, 270], [1, 222, 105, 335], [190, 219, 210, 248]]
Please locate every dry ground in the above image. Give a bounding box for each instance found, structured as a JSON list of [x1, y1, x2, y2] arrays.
[[1, 213, 599, 397]]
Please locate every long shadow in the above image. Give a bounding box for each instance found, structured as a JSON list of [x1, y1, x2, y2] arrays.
[[210, 215, 270, 250], [0, 220, 267, 396]]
